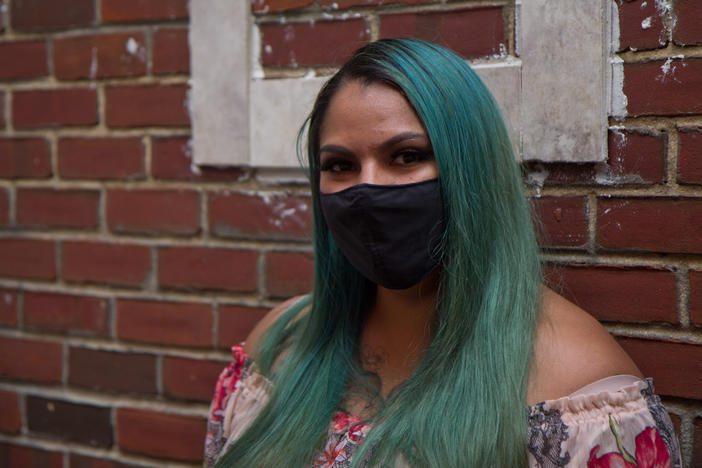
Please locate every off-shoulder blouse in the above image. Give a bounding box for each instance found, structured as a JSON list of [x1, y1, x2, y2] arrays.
[[204, 345, 681, 468]]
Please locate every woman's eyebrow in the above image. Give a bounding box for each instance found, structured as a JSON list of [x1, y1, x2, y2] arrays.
[[378, 132, 429, 151], [318, 144, 354, 157]]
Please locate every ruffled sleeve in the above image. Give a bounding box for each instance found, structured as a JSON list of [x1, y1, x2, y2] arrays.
[[527, 378, 681, 468]]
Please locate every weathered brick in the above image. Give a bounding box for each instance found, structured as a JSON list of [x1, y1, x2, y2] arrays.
[[153, 28, 189, 75], [117, 299, 213, 347], [158, 247, 258, 292], [624, 58, 702, 116], [607, 130, 665, 183], [151, 137, 246, 182], [531, 196, 588, 248], [379, 7, 505, 59], [695, 417, 702, 468], [0, 337, 62, 383], [320, 0, 430, 8], [0, 288, 18, 326], [24, 291, 109, 336], [107, 188, 200, 235], [253, 0, 313, 13], [0, 238, 56, 280], [102, 0, 189, 23], [116, 408, 206, 461], [16, 188, 99, 229], [62, 241, 150, 287], [616, 0, 665, 51], [162, 356, 225, 401], [616, 337, 702, 400], [0, 189, 7, 225], [218, 304, 268, 347], [0, 390, 21, 433], [70, 347, 156, 394], [260, 19, 369, 67], [58, 137, 144, 180], [678, 129, 702, 184], [550, 264, 677, 324], [70, 453, 144, 468], [0, 40, 48, 80], [597, 197, 702, 253], [26, 396, 112, 447], [673, 0, 702, 45], [690, 270, 702, 327], [209, 191, 311, 240], [265, 250, 314, 297], [0, 138, 52, 179], [13, 88, 97, 129], [106, 84, 189, 127], [11, 0, 94, 31], [0, 443, 63, 468], [53, 32, 146, 80]]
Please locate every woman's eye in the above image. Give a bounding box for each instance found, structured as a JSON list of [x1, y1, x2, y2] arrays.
[[320, 158, 353, 173], [392, 151, 433, 165]]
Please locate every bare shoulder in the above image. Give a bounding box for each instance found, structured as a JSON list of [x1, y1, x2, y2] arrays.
[[526, 287, 643, 405], [243, 295, 309, 358]]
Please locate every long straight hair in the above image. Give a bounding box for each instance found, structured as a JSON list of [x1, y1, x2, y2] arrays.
[[216, 38, 542, 467]]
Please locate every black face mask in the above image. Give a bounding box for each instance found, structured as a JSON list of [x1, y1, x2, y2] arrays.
[[319, 178, 444, 290]]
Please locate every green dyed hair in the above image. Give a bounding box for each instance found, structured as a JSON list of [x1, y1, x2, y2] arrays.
[[216, 38, 542, 467]]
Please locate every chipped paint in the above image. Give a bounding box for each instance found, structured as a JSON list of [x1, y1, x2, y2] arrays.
[[251, 23, 264, 80], [264, 44, 272, 54], [641, 1, 647, 8], [526, 164, 549, 197], [610, 0, 620, 53], [641, 16, 652, 29], [89, 46, 98, 80], [610, 56, 627, 119], [125, 37, 146, 62]]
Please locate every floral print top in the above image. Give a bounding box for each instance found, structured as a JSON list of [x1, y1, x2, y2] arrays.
[[204, 346, 681, 468]]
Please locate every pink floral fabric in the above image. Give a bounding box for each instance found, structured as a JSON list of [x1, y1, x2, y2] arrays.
[[204, 348, 681, 468]]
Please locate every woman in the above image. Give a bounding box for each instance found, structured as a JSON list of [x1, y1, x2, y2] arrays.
[[205, 39, 680, 467]]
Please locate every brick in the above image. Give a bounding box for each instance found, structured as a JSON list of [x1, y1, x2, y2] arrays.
[[0, 189, 7, 225], [0, 289, 17, 326], [624, 58, 702, 116], [26, 396, 112, 447], [253, 0, 313, 13], [678, 130, 702, 184], [58, 137, 144, 180], [0, 443, 63, 468], [260, 19, 369, 67], [0, 238, 56, 280], [24, 291, 109, 336], [616, 0, 665, 51], [265, 250, 314, 297], [531, 196, 588, 248], [53, 32, 146, 80], [117, 299, 213, 347], [17, 188, 99, 229], [0, 138, 52, 179], [209, 191, 312, 240], [158, 247, 258, 292], [70, 454, 144, 468], [116, 408, 206, 461], [70, 347, 156, 394], [522, 160, 597, 187], [11, 0, 94, 31], [107, 188, 200, 235], [0, 390, 21, 433], [153, 28, 189, 75], [102, 0, 189, 23], [550, 264, 677, 324], [0, 337, 62, 383], [597, 197, 702, 253], [162, 356, 225, 401], [691, 270, 702, 327], [320, 0, 430, 8], [106, 84, 189, 127], [0, 40, 48, 80], [151, 137, 246, 182], [13, 88, 97, 129], [379, 7, 505, 59], [673, 0, 702, 45], [62, 241, 150, 287], [607, 130, 665, 183], [218, 304, 268, 347], [616, 337, 702, 400], [0, 92, 4, 128]]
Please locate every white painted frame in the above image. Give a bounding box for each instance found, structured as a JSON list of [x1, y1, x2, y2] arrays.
[[190, 0, 614, 167]]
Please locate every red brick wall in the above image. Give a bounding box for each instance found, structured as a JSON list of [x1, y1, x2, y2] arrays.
[[0, 0, 700, 466]]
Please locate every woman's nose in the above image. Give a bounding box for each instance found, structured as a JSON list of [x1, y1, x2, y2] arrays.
[[358, 163, 389, 186]]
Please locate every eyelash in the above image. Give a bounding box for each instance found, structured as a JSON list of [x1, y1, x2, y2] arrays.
[[319, 150, 434, 173]]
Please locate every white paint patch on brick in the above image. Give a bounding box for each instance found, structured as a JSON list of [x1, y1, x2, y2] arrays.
[[611, 0, 620, 52], [610, 56, 628, 119], [89, 47, 98, 80], [641, 16, 652, 29]]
